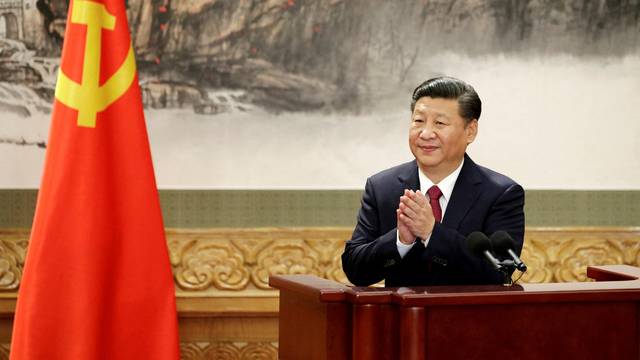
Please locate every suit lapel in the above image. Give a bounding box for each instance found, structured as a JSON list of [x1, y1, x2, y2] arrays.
[[397, 160, 420, 191], [442, 154, 482, 230]]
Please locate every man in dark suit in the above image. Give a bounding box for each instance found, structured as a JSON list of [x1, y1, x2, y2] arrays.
[[342, 77, 525, 287]]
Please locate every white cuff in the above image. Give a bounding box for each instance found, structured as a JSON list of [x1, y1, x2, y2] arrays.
[[396, 230, 416, 258], [421, 233, 432, 247]]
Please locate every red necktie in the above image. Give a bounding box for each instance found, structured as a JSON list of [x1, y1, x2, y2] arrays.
[[427, 186, 443, 223]]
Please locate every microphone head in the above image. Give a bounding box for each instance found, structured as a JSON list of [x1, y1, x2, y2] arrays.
[[466, 231, 491, 258], [490, 231, 516, 256]]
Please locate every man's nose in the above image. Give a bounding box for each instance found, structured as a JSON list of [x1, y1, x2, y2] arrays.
[[419, 126, 436, 139]]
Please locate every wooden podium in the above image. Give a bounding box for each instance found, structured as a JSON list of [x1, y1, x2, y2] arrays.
[[270, 265, 640, 360]]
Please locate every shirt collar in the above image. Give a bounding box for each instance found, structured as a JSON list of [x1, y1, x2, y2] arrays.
[[418, 158, 465, 202]]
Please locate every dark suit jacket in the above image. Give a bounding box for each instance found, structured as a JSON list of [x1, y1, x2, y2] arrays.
[[342, 154, 525, 287]]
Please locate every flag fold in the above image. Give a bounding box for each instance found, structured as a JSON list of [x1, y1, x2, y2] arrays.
[[10, 0, 180, 358]]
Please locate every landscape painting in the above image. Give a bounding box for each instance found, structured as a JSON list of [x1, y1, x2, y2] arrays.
[[2, 0, 639, 189]]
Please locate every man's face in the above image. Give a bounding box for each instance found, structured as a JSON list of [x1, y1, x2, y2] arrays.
[[409, 96, 478, 178]]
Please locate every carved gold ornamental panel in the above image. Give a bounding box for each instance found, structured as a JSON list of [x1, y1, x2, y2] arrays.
[[0, 227, 639, 360]]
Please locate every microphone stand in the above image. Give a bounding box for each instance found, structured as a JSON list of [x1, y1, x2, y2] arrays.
[[497, 260, 516, 286]]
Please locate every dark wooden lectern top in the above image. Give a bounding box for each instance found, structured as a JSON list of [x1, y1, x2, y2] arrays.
[[270, 265, 640, 360]]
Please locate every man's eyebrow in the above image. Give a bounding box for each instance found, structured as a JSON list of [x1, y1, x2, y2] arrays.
[[413, 107, 452, 119], [434, 113, 451, 120]]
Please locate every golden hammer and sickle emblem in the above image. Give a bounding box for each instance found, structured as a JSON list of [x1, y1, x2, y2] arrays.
[[55, 0, 136, 128]]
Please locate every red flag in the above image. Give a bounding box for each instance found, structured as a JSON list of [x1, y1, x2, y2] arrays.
[[10, 0, 180, 358]]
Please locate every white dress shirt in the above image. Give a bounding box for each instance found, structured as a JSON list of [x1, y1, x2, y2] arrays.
[[396, 159, 465, 258]]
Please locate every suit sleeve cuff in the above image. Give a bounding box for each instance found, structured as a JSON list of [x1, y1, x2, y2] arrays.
[[396, 230, 416, 258]]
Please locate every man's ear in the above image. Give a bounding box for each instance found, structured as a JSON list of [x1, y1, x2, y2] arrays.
[[465, 119, 478, 144]]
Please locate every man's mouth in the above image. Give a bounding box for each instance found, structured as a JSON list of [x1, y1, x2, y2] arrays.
[[418, 145, 439, 152]]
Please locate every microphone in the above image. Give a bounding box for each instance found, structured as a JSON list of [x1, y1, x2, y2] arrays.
[[466, 231, 502, 271], [491, 231, 527, 272]]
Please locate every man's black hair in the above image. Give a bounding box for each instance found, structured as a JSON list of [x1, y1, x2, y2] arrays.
[[410, 76, 481, 123]]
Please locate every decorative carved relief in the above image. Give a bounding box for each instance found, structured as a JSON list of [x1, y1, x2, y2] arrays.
[[237, 342, 278, 359], [556, 240, 623, 282], [521, 229, 640, 283], [0, 344, 9, 360], [1, 228, 640, 292], [325, 245, 350, 284], [519, 240, 551, 283], [179, 342, 209, 360], [0, 239, 26, 290], [180, 342, 277, 360], [231, 237, 272, 266], [173, 239, 249, 291], [207, 343, 242, 359], [252, 241, 320, 289]]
